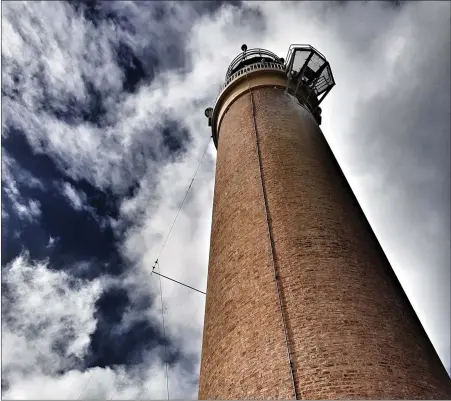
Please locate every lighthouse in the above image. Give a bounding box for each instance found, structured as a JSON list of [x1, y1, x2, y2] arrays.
[[199, 44, 451, 399]]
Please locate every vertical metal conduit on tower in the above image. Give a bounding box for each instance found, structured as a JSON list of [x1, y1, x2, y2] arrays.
[[245, 69, 298, 399]]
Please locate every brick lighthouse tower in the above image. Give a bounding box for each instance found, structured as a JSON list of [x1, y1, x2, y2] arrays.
[[199, 44, 451, 399]]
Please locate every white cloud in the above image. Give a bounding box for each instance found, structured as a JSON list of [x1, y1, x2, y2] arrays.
[[1, 253, 198, 399], [46, 236, 58, 248], [1, 1, 210, 195], [1, 151, 43, 222], [61, 182, 87, 211], [1, 254, 102, 392], [13, 198, 41, 222]]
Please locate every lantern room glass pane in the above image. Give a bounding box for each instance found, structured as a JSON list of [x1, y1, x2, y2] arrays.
[[288, 47, 335, 98], [292, 49, 310, 73]]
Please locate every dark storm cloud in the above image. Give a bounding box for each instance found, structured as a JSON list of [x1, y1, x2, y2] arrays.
[[71, 1, 219, 76], [67, 1, 154, 94], [347, 10, 450, 370], [41, 79, 110, 128], [161, 119, 191, 155], [233, 2, 266, 34], [329, 0, 450, 276]]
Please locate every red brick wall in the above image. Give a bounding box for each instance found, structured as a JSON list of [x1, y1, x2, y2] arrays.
[[198, 84, 451, 399]]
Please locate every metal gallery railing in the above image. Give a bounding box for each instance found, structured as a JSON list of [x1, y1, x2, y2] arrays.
[[216, 61, 286, 103], [225, 48, 282, 79]]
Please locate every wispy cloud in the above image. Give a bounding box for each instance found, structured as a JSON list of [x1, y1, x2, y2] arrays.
[[2, 254, 102, 391], [2, 151, 43, 223], [61, 182, 87, 211]]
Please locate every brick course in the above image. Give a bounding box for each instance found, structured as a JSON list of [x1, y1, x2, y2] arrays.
[[198, 83, 451, 399]]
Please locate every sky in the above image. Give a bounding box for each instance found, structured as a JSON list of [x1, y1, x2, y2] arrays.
[[1, 0, 450, 399]]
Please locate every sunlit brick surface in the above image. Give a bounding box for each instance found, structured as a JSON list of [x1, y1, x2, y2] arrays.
[[198, 84, 451, 400]]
